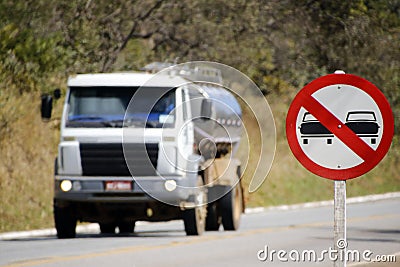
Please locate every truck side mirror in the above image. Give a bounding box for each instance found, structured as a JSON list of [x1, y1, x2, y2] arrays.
[[201, 99, 213, 119], [41, 94, 53, 120], [53, 88, 61, 100]]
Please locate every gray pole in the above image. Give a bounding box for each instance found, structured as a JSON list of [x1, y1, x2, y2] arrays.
[[334, 180, 347, 267], [333, 69, 347, 267]]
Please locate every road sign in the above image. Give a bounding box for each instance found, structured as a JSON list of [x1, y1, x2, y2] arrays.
[[286, 73, 394, 180]]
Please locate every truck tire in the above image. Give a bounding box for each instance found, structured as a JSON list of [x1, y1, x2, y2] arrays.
[[205, 202, 221, 231], [183, 207, 205, 236], [220, 183, 242, 231], [118, 221, 135, 234], [182, 177, 207, 236], [99, 223, 116, 234], [54, 204, 77, 239]]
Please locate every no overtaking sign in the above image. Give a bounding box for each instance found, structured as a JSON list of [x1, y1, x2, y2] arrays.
[[286, 73, 394, 180]]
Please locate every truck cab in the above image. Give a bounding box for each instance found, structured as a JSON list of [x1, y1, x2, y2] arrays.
[[42, 68, 244, 238]]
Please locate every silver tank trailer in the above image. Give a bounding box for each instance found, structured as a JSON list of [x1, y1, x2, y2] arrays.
[[187, 83, 242, 160]]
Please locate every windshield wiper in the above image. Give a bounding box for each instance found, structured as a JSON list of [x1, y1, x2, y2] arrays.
[[100, 119, 147, 128], [101, 120, 125, 128], [67, 117, 157, 128], [69, 116, 108, 121], [112, 119, 162, 128], [67, 116, 116, 127]]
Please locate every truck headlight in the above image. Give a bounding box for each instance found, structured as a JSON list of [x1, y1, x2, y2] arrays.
[[60, 180, 73, 192], [164, 180, 177, 192]]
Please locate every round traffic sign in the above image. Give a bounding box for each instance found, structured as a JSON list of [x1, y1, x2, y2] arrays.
[[286, 73, 394, 180]]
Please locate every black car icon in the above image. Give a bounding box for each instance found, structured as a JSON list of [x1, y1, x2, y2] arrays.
[[300, 111, 380, 145], [299, 112, 334, 144], [344, 111, 380, 144]]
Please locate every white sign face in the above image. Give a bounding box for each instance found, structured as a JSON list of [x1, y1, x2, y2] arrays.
[[287, 73, 394, 180], [295, 84, 383, 169]]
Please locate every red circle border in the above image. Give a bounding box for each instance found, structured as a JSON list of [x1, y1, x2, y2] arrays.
[[286, 74, 394, 180]]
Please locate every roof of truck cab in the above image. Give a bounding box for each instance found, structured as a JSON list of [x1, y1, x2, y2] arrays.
[[67, 72, 189, 87]]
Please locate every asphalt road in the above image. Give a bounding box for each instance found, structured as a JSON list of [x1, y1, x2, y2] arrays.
[[1, 197, 399, 267]]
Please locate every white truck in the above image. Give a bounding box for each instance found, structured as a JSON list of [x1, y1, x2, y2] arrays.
[[41, 65, 244, 238]]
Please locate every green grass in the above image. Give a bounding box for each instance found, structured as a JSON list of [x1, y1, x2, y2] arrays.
[[243, 138, 400, 208], [0, 93, 61, 232], [240, 94, 400, 208]]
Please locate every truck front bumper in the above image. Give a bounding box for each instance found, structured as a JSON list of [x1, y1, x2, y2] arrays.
[[54, 175, 198, 206]]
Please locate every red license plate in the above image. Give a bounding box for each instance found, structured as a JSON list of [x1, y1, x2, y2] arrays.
[[105, 181, 132, 191]]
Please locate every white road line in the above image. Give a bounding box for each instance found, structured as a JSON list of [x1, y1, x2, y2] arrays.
[[244, 191, 400, 214]]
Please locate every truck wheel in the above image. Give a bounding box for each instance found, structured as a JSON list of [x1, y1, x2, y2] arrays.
[[99, 223, 116, 234], [220, 183, 242, 231], [54, 204, 77, 239], [205, 202, 221, 231], [118, 221, 135, 234], [183, 207, 206, 236], [182, 177, 207, 236]]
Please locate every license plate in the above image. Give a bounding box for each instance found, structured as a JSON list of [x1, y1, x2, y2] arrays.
[[105, 181, 132, 191]]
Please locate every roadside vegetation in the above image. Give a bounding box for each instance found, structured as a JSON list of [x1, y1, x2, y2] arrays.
[[0, 0, 399, 232]]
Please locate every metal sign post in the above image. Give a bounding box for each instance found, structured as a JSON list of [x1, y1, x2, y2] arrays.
[[334, 180, 346, 267], [333, 71, 346, 267]]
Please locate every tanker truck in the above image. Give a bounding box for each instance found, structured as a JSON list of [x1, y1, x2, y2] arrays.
[[41, 65, 244, 238]]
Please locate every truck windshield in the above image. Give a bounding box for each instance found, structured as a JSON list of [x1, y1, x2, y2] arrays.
[[66, 87, 175, 128]]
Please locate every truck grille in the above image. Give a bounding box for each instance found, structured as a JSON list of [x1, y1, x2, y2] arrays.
[[80, 143, 158, 176]]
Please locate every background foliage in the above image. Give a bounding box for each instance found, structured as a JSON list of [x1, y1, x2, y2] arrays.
[[0, 0, 399, 232]]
